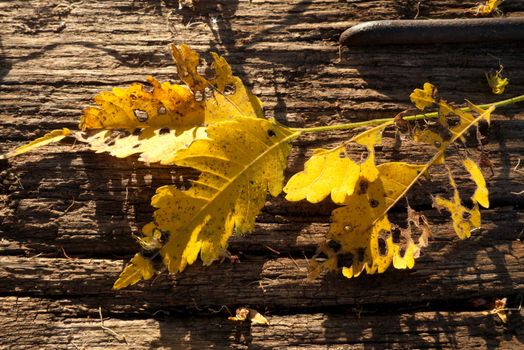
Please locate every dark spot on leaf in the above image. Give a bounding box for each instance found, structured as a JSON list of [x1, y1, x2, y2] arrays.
[[463, 211, 472, 220], [159, 128, 170, 135], [327, 240, 342, 251], [132, 144, 140, 149], [267, 129, 276, 137], [132, 128, 142, 136], [434, 141, 441, 148], [339, 152, 345, 158], [358, 180, 368, 194], [130, 94, 137, 100], [369, 199, 379, 208]]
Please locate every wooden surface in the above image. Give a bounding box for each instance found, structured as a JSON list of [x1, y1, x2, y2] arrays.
[[1, 1, 523, 349]]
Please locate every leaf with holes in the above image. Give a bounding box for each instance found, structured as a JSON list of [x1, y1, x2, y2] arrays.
[[309, 83, 494, 279], [5, 44, 262, 164]]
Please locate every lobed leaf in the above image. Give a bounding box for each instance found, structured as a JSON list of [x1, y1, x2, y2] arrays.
[[135, 117, 299, 276], [113, 253, 154, 290], [284, 124, 387, 204], [409, 82, 436, 110]]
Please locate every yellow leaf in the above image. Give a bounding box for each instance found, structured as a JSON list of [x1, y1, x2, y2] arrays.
[[113, 253, 154, 290], [284, 124, 387, 204], [228, 308, 269, 326], [1, 128, 71, 159], [463, 158, 489, 208], [328, 162, 426, 278], [486, 66, 509, 95], [410, 82, 436, 110], [433, 169, 482, 240], [473, 0, 503, 16], [141, 117, 298, 274], [79, 45, 263, 165], [284, 146, 360, 204]]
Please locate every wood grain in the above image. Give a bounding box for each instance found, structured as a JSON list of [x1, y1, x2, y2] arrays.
[[1, 0, 523, 348]]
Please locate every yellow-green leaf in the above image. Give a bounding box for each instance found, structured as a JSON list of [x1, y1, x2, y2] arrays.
[[1, 128, 71, 159], [140, 117, 299, 274], [410, 82, 436, 110], [113, 253, 154, 290]]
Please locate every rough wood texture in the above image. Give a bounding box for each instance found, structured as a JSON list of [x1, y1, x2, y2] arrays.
[[1, 0, 523, 349]]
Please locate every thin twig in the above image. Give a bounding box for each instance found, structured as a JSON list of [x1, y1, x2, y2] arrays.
[[98, 307, 127, 344]]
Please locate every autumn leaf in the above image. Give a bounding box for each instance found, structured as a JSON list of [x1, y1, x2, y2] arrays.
[[5, 44, 263, 165], [433, 159, 489, 239], [409, 82, 436, 110], [472, 0, 503, 16], [113, 253, 154, 290], [132, 117, 298, 277], [284, 124, 388, 204], [1, 128, 71, 159], [486, 66, 509, 95]]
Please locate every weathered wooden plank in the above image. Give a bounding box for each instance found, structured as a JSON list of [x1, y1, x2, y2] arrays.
[[0, 234, 522, 310], [1, 0, 524, 348], [1, 296, 522, 350]]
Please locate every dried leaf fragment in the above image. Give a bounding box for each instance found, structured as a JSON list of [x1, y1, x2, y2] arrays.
[[228, 308, 269, 326], [486, 66, 509, 95], [113, 253, 154, 290], [473, 0, 503, 16]]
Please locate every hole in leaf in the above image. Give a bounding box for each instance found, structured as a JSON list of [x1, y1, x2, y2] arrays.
[[357, 248, 365, 262], [194, 91, 204, 102], [132, 128, 142, 136], [267, 129, 276, 137], [130, 93, 137, 100], [378, 237, 388, 256], [133, 109, 149, 122], [339, 152, 346, 158], [159, 128, 170, 135], [399, 247, 406, 257], [369, 199, 379, 208], [204, 87, 213, 100], [463, 211, 472, 220], [157, 104, 167, 115], [392, 227, 401, 243], [337, 253, 353, 268], [224, 84, 236, 95], [434, 141, 441, 148]]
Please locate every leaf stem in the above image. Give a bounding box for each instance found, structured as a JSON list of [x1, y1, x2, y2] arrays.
[[291, 94, 524, 133]]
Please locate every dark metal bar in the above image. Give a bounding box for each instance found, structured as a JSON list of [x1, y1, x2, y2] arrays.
[[340, 18, 524, 46]]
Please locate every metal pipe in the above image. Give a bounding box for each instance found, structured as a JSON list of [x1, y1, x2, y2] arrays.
[[340, 18, 524, 46]]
